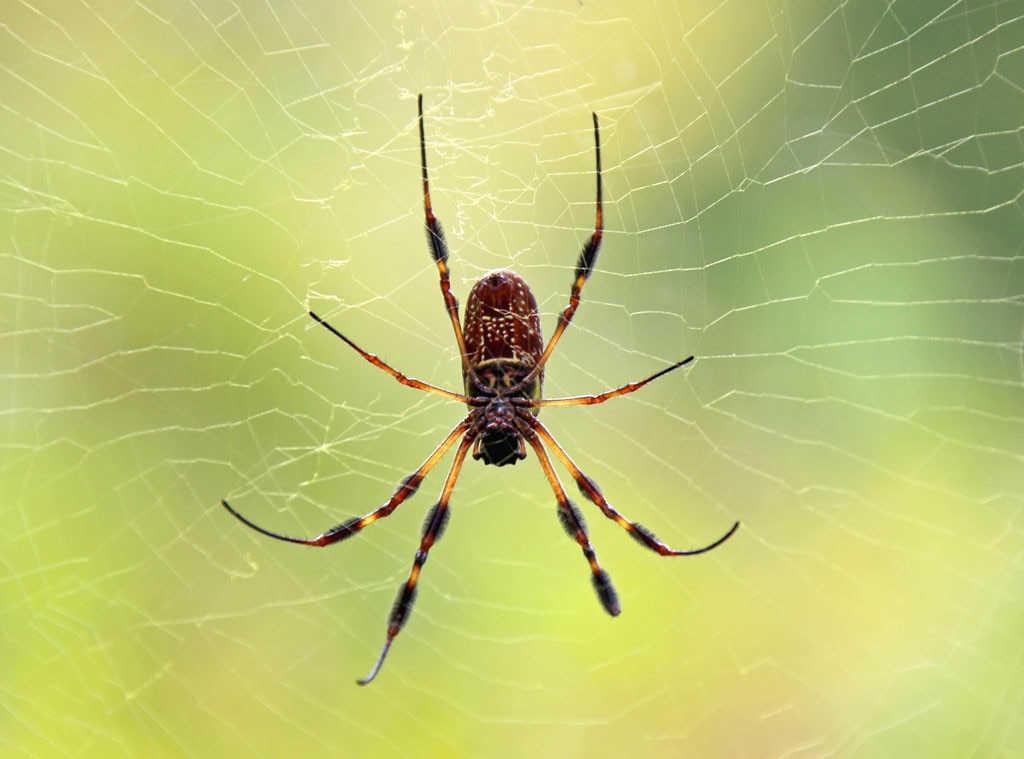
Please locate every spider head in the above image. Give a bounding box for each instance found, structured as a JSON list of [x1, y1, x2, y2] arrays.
[[475, 429, 525, 466], [473, 397, 527, 466]]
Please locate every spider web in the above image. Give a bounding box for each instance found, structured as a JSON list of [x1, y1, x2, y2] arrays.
[[3, 0, 1023, 756]]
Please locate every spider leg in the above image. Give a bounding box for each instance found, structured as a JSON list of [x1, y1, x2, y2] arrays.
[[523, 355, 694, 409], [528, 417, 739, 556], [359, 428, 476, 685], [515, 111, 603, 394], [222, 418, 473, 547], [308, 311, 470, 403], [520, 424, 620, 616], [417, 94, 475, 382]]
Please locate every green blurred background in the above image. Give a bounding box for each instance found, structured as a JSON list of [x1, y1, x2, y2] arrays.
[[3, 1, 1022, 756]]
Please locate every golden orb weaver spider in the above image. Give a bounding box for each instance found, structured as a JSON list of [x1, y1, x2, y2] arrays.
[[222, 94, 739, 685]]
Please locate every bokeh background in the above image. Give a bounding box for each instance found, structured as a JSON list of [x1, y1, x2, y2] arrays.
[[3, 1, 1022, 756]]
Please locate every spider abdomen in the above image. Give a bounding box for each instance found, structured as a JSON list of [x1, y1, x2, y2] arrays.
[[462, 269, 544, 400]]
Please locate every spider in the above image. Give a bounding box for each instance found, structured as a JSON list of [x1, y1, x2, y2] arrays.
[[222, 94, 739, 685]]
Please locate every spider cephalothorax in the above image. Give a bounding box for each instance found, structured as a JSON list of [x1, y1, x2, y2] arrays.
[[222, 94, 739, 685]]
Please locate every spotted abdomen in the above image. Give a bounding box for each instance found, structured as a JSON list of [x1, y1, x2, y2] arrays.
[[462, 269, 544, 400]]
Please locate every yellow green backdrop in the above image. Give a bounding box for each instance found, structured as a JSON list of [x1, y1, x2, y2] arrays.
[[3, 1, 1022, 756]]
